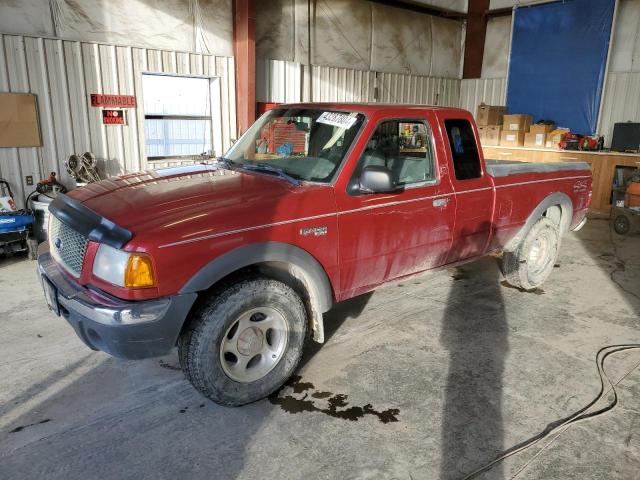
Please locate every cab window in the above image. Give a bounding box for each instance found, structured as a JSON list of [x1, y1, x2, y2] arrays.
[[349, 119, 435, 194], [444, 119, 482, 180]]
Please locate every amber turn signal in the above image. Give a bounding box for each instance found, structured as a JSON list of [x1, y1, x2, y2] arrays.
[[124, 254, 156, 288]]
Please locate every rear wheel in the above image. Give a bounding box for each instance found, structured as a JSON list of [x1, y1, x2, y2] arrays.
[[501, 217, 560, 291], [178, 278, 307, 406]]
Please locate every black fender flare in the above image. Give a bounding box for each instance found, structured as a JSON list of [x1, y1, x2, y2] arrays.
[[180, 242, 334, 342], [504, 192, 573, 252]]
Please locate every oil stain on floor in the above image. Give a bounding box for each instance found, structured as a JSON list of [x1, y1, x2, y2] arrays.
[[269, 375, 400, 424], [451, 268, 470, 281]]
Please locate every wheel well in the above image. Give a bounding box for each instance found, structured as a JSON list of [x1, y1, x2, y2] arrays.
[[543, 203, 570, 233], [182, 261, 322, 342], [544, 205, 562, 228], [504, 194, 573, 252]]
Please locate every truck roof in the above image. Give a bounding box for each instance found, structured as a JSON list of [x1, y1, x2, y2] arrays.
[[276, 103, 470, 116]]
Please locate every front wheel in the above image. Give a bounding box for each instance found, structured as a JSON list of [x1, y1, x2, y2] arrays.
[[501, 217, 560, 291], [178, 278, 307, 406]]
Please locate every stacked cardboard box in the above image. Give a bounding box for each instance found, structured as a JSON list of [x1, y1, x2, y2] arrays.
[[476, 104, 505, 146], [525, 123, 555, 148], [545, 128, 570, 149], [500, 114, 533, 147]]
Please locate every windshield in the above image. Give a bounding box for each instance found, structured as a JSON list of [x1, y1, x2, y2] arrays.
[[224, 108, 366, 183]]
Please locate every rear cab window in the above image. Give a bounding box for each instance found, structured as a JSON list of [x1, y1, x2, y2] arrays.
[[444, 119, 482, 181]]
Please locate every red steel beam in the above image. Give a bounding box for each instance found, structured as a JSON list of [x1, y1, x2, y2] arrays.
[[232, 0, 256, 136], [463, 0, 490, 79]]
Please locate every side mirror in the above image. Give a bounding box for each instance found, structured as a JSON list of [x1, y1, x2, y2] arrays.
[[359, 165, 399, 194]]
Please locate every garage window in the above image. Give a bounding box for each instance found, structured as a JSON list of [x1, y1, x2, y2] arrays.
[[143, 74, 214, 161]]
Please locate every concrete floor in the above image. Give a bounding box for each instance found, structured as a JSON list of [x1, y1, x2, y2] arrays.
[[1, 219, 639, 480]]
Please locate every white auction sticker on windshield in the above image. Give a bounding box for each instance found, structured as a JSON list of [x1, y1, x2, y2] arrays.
[[316, 111, 357, 129]]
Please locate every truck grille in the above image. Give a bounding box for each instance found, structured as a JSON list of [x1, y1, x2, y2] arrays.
[[49, 215, 88, 277]]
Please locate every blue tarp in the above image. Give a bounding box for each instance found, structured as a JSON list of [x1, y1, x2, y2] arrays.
[[506, 0, 615, 135]]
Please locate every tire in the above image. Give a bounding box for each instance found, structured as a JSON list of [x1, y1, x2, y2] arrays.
[[612, 214, 631, 236], [178, 277, 307, 406], [501, 217, 560, 291]]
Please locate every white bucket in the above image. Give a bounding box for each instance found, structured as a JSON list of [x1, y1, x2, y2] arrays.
[[31, 194, 54, 243]]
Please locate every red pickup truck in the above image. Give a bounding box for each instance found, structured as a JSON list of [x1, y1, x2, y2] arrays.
[[38, 104, 592, 405]]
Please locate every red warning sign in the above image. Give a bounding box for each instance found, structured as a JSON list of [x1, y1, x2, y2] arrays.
[[102, 109, 126, 125], [91, 94, 136, 108]]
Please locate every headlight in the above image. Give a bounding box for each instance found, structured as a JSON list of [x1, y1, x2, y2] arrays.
[[93, 244, 156, 288]]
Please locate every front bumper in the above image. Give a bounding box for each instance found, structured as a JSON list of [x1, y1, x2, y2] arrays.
[[37, 246, 197, 359]]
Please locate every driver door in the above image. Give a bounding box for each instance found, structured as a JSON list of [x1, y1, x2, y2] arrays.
[[335, 112, 456, 299]]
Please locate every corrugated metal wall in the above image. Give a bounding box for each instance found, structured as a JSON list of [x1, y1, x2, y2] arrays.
[[599, 72, 640, 147], [0, 33, 236, 208], [459, 78, 507, 114], [257, 59, 461, 107]]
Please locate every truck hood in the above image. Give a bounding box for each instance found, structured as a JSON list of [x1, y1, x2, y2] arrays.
[[68, 165, 333, 248]]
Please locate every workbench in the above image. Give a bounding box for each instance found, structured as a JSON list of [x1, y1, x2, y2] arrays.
[[482, 145, 640, 217]]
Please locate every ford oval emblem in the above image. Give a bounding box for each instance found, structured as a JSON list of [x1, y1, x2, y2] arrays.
[[54, 237, 63, 250]]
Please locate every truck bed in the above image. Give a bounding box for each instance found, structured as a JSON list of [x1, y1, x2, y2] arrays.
[[485, 159, 590, 178]]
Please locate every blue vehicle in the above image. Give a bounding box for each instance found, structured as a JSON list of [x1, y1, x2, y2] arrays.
[[0, 179, 36, 258]]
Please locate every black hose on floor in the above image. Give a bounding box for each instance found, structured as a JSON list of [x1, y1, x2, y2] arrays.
[[462, 344, 640, 480]]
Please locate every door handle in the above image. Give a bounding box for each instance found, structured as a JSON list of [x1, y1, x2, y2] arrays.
[[433, 197, 450, 208]]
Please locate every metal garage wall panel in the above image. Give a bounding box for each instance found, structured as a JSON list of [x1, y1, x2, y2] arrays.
[[190, 54, 204, 76], [131, 48, 149, 167], [459, 78, 507, 114], [0, 33, 236, 207], [5, 35, 41, 208], [64, 41, 91, 153], [598, 72, 640, 147], [44, 39, 75, 188], [256, 59, 303, 103], [258, 59, 460, 107], [147, 50, 163, 71], [82, 42, 109, 164], [0, 35, 24, 205], [25, 37, 57, 181], [100, 44, 125, 177], [116, 46, 140, 174], [177, 52, 190, 74]]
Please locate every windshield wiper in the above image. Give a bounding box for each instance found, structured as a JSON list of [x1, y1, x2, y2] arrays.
[[239, 164, 301, 186], [215, 157, 236, 170]]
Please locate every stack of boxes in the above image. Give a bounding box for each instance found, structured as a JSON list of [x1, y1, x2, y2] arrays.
[[500, 114, 532, 147], [545, 128, 569, 148], [476, 104, 505, 146], [525, 123, 555, 148], [475, 103, 567, 149]]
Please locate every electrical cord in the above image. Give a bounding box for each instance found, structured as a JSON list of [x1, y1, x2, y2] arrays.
[[462, 344, 640, 480]]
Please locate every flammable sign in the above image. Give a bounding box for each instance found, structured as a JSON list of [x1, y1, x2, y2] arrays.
[[102, 109, 126, 125]]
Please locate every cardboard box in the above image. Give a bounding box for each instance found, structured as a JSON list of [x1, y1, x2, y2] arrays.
[[484, 125, 502, 146], [545, 128, 570, 149], [503, 114, 533, 132], [476, 104, 506, 126], [477, 126, 488, 144], [500, 130, 525, 147], [524, 132, 547, 148], [530, 123, 555, 135]]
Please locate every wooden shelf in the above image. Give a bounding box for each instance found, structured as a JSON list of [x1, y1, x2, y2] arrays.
[[482, 145, 640, 217]]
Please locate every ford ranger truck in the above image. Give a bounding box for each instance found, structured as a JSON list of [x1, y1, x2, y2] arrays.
[[38, 104, 592, 406]]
